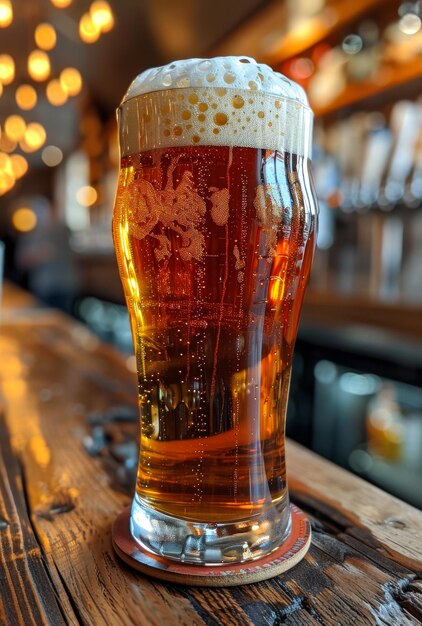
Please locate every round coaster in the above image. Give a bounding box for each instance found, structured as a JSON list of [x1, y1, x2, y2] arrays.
[[112, 504, 311, 587]]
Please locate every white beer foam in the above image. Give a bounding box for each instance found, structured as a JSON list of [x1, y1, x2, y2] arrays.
[[119, 57, 313, 157]]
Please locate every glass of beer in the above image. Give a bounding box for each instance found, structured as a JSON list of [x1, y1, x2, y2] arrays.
[[113, 57, 317, 565]]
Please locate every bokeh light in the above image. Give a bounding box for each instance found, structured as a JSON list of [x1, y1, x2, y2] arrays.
[[28, 50, 51, 81], [60, 67, 82, 96], [0, 54, 15, 84], [15, 84, 38, 110], [399, 13, 421, 35], [90, 1, 114, 33], [12, 207, 37, 232], [22, 122, 46, 151], [35, 23, 57, 50], [50, 0, 72, 7], [42, 145, 63, 167], [0, 0, 13, 28], [5, 115, 26, 141], [0, 151, 14, 195], [46, 79, 68, 106], [79, 12, 100, 43], [10, 154, 28, 179], [76, 185, 97, 206], [0, 133, 17, 153]]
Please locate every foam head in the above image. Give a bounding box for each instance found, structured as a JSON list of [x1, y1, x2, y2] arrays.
[[118, 56, 313, 158]]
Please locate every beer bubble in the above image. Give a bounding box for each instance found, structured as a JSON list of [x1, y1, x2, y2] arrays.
[[162, 74, 172, 87], [248, 81, 257, 90], [198, 114, 206, 122], [198, 60, 211, 71], [198, 102, 208, 112], [189, 93, 198, 104], [214, 112, 228, 126], [232, 95, 244, 109], [206, 73, 215, 83], [215, 87, 227, 96], [181, 110, 191, 120], [223, 72, 236, 84], [258, 111, 265, 118]]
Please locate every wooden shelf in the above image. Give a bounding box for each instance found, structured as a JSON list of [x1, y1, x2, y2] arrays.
[[264, 0, 384, 66], [314, 57, 422, 118], [212, 0, 384, 66], [302, 290, 422, 340]]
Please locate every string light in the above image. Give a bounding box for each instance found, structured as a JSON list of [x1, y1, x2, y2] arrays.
[[22, 122, 46, 151], [0, 171, 14, 195], [35, 23, 57, 50], [0, 133, 17, 153], [0, 54, 15, 84], [16, 84, 38, 110], [0, 151, 14, 195], [28, 50, 51, 82], [90, 1, 114, 33], [50, 0, 72, 7], [5, 115, 26, 141], [0, 0, 13, 28], [10, 154, 28, 179], [60, 67, 82, 96], [76, 185, 97, 206], [42, 145, 63, 167], [12, 207, 37, 232], [79, 12, 100, 43], [46, 79, 68, 106]]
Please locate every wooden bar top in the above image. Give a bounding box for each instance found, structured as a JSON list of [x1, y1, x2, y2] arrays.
[[1, 282, 421, 626]]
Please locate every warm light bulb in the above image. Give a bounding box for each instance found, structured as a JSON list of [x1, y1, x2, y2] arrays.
[[0, 151, 14, 195], [0, 151, 12, 173], [10, 154, 28, 179], [399, 13, 422, 35], [76, 185, 97, 206], [0, 133, 17, 153], [5, 115, 26, 141], [28, 50, 51, 82], [35, 23, 57, 50], [90, 1, 114, 33], [50, 0, 72, 7], [42, 145, 63, 167], [23, 122, 46, 151], [0, 0, 13, 28], [46, 79, 68, 106], [0, 171, 14, 195], [79, 12, 100, 43], [12, 207, 37, 232], [0, 54, 15, 84], [60, 67, 82, 96], [16, 84, 38, 110]]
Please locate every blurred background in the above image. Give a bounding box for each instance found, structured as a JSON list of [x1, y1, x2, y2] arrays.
[[1, 0, 421, 507]]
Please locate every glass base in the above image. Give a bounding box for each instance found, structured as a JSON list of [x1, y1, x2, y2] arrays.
[[130, 494, 291, 566]]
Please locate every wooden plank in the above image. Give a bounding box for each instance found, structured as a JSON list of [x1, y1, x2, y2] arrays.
[[287, 440, 422, 572], [0, 413, 72, 626], [0, 314, 421, 625]]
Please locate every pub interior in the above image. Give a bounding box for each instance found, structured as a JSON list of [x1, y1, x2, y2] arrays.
[[1, 0, 422, 510], [1, 0, 422, 511]]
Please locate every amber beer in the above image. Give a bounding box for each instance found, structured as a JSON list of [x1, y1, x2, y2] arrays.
[[113, 57, 317, 565]]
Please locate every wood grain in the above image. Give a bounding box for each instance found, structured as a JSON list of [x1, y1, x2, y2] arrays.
[[0, 303, 421, 625]]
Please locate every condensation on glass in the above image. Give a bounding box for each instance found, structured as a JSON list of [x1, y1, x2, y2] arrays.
[[113, 57, 318, 565]]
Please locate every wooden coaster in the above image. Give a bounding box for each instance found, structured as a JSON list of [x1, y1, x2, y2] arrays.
[[112, 504, 311, 587]]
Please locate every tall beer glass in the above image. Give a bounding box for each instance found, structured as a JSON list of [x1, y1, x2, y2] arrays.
[[113, 57, 317, 565]]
